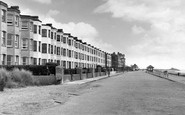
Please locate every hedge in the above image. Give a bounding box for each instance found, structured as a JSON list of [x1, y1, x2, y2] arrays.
[[0, 65, 56, 75]]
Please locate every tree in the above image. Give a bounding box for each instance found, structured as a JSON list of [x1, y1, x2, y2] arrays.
[[131, 64, 139, 71]]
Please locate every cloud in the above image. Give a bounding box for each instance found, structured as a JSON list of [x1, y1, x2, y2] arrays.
[[96, 0, 185, 69], [132, 25, 145, 34], [21, 8, 113, 52], [47, 10, 60, 16], [32, 0, 52, 4], [42, 16, 113, 51]]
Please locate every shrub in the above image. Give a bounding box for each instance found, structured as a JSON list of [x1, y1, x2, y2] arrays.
[[5, 80, 18, 88], [10, 68, 34, 87], [0, 68, 10, 91], [11, 68, 22, 83], [19, 69, 34, 86]]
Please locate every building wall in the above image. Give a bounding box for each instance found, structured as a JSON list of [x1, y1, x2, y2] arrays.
[[7, 6, 21, 65], [0, 1, 8, 65], [111, 52, 125, 70]]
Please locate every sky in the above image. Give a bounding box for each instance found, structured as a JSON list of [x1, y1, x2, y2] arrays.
[[4, 0, 185, 70]]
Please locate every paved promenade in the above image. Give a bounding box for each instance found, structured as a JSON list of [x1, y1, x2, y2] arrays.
[[148, 71, 185, 84]]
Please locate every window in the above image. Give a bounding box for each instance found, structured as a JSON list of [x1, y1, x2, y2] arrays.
[[2, 9, 6, 22], [57, 35, 60, 41], [48, 30, 50, 38], [7, 55, 12, 65], [21, 21, 28, 29], [61, 36, 63, 42], [67, 49, 69, 57], [15, 15, 19, 26], [61, 48, 63, 55], [22, 38, 28, 49], [30, 39, 33, 51], [51, 32, 53, 39], [7, 14, 13, 25], [33, 41, 37, 51], [2, 31, 6, 46], [63, 61, 66, 68], [7, 33, 13, 47], [54, 33, 56, 40], [39, 26, 41, 34], [33, 25, 37, 34], [57, 60, 60, 65], [15, 56, 19, 65], [33, 58, 37, 65], [42, 29, 47, 37], [76, 52, 78, 59], [42, 43, 47, 53], [75, 42, 77, 48], [42, 59, 47, 65], [2, 54, 6, 65], [48, 44, 50, 54], [57, 47, 60, 55], [39, 41, 41, 52], [72, 40, 73, 46], [30, 22, 33, 31], [69, 50, 71, 57], [82, 45, 84, 51], [63, 48, 66, 56], [54, 46, 56, 54], [22, 57, 27, 65], [68, 39, 71, 46], [51, 45, 53, 54], [63, 37, 66, 43]]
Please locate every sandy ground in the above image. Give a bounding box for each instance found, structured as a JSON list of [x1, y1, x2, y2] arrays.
[[0, 83, 93, 115]]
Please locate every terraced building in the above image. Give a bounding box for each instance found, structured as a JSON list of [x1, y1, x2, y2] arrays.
[[0, 1, 115, 69]]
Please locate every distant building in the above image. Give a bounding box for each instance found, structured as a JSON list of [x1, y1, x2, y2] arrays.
[[111, 52, 125, 71], [105, 52, 111, 68]]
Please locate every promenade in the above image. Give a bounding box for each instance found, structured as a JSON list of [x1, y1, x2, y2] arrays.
[[147, 71, 185, 85]]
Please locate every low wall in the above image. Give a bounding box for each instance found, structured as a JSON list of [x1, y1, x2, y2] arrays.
[[95, 72, 98, 77], [81, 74, 87, 80], [63, 74, 71, 83], [72, 74, 81, 81], [101, 72, 106, 76], [33, 75, 56, 85], [87, 73, 93, 78]]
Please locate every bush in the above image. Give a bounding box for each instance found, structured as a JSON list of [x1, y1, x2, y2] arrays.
[[11, 68, 22, 83], [8, 68, 34, 87], [0, 68, 10, 91], [0, 65, 52, 76], [5, 80, 18, 88], [19, 69, 33, 86]]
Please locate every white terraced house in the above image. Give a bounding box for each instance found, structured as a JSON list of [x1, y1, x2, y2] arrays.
[[0, 1, 112, 69]]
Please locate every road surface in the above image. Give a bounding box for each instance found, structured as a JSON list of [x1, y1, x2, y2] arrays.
[[39, 71, 185, 115]]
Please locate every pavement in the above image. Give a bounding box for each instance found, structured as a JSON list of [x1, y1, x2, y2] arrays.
[[64, 72, 123, 85], [148, 71, 185, 84], [65, 71, 185, 85]]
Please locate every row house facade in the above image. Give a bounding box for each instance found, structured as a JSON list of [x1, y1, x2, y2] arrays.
[[0, 1, 116, 69], [0, 1, 8, 65]]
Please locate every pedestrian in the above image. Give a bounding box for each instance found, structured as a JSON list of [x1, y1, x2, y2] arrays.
[[163, 70, 168, 78], [108, 68, 110, 77]]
